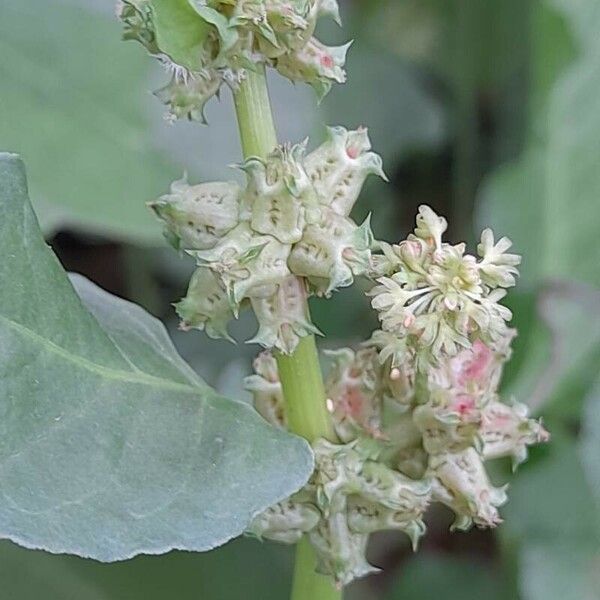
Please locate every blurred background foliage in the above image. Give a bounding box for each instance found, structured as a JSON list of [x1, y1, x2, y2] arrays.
[[1, 0, 599, 598]]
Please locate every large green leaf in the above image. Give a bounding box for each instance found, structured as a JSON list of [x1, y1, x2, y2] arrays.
[[0, 0, 181, 244], [0, 153, 313, 560]]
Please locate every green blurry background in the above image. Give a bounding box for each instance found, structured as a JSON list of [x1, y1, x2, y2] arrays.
[[1, 0, 599, 598]]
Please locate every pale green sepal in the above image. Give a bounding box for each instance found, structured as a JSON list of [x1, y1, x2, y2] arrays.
[[174, 268, 235, 341], [148, 175, 241, 250], [189, 223, 292, 307], [155, 70, 222, 122], [249, 276, 322, 354]]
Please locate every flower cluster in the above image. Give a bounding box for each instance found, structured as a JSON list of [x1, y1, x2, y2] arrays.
[[369, 205, 521, 369], [150, 126, 385, 352], [117, 0, 348, 121], [245, 208, 548, 585]]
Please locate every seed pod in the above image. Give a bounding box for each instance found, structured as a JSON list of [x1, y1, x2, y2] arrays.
[[305, 126, 387, 217], [309, 513, 377, 587], [248, 499, 321, 544], [357, 461, 431, 517], [175, 268, 234, 341], [244, 351, 286, 427], [190, 223, 291, 308], [323, 347, 383, 441], [276, 38, 351, 100], [240, 142, 319, 244], [288, 210, 373, 295], [413, 391, 482, 455], [480, 401, 549, 469], [347, 498, 426, 550], [149, 176, 241, 250], [429, 448, 508, 530], [249, 276, 321, 354]]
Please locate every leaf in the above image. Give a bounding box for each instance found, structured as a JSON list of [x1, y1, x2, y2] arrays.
[[0, 153, 313, 561], [0, 0, 182, 244], [150, 0, 213, 71]]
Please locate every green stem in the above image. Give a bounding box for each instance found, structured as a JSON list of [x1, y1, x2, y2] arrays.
[[290, 537, 341, 600], [232, 67, 341, 600], [233, 66, 278, 157], [276, 334, 336, 442]]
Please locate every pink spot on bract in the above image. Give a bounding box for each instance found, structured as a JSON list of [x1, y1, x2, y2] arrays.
[[453, 394, 475, 416], [346, 146, 359, 159], [321, 54, 334, 69]]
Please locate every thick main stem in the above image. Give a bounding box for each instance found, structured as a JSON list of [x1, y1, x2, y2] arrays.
[[232, 67, 341, 600]]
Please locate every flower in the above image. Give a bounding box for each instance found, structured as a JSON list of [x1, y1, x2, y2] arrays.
[[247, 204, 548, 585], [369, 205, 520, 365]]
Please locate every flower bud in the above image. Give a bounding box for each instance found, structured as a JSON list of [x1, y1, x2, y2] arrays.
[[369, 206, 519, 363], [414, 204, 447, 251], [477, 228, 521, 288]]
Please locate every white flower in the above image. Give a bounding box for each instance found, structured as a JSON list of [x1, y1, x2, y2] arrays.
[[477, 228, 521, 288]]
